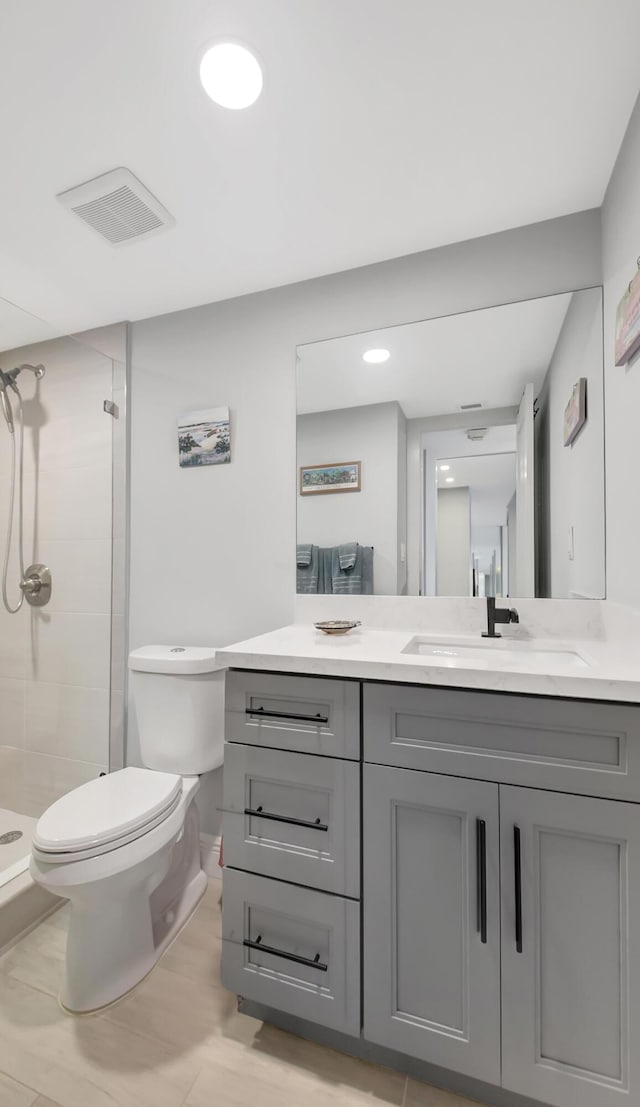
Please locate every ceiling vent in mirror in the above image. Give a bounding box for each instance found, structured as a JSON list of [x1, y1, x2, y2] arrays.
[[56, 168, 175, 246], [466, 427, 488, 441]]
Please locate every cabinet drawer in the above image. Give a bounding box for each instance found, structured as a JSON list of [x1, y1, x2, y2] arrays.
[[225, 670, 360, 759], [223, 744, 360, 897], [221, 869, 360, 1035], [364, 683, 640, 800]]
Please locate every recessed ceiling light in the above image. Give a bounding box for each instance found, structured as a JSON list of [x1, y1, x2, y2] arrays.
[[362, 348, 390, 364], [199, 43, 263, 110], [439, 464, 450, 471], [445, 476, 455, 483]]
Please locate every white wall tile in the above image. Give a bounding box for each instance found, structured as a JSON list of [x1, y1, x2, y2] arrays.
[[28, 612, 111, 688], [36, 466, 112, 542], [25, 682, 109, 765], [26, 412, 112, 474], [111, 538, 126, 616], [0, 609, 27, 680], [35, 539, 111, 614], [109, 689, 125, 770], [0, 677, 25, 749], [110, 614, 125, 692]]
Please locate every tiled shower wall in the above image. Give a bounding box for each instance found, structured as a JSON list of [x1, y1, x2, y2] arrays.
[[0, 323, 126, 816]]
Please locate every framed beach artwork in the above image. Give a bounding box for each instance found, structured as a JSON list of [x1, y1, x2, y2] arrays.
[[299, 461, 361, 495], [563, 378, 587, 446], [615, 262, 640, 366], [178, 406, 231, 467]]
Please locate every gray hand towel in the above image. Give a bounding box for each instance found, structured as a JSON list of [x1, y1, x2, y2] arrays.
[[338, 542, 358, 570], [297, 543, 313, 568]]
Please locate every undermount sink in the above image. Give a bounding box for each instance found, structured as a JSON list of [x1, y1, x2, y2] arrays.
[[401, 636, 590, 671]]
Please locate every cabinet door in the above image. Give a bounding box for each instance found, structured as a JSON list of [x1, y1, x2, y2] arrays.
[[501, 786, 640, 1107], [363, 765, 500, 1084]]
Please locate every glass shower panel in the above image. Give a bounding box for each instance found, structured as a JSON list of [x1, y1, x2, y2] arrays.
[[0, 298, 127, 893]]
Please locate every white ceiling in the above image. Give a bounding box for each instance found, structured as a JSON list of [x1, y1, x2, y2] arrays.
[[437, 451, 516, 492], [1, 1, 639, 347], [297, 292, 572, 417]]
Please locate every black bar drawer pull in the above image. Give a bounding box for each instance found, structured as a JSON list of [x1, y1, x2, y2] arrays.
[[243, 935, 328, 972], [244, 806, 329, 832], [514, 825, 523, 953], [246, 706, 329, 725], [476, 818, 487, 944]]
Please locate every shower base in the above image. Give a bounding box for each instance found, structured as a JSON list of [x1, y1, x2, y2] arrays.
[[0, 808, 36, 890]]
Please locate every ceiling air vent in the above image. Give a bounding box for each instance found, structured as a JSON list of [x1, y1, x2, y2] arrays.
[[56, 168, 175, 246], [466, 427, 488, 442]]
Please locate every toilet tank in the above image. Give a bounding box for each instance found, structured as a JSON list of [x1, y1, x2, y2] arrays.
[[128, 646, 225, 774]]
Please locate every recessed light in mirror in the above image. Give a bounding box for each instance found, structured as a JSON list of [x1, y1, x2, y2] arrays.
[[439, 464, 450, 471], [200, 43, 263, 109], [445, 477, 455, 483], [362, 348, 390, 364]]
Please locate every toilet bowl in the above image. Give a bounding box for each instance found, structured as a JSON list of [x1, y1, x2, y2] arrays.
[[30, 645, 225, 1013]]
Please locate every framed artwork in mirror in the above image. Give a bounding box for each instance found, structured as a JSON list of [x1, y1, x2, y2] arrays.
[[563, 378, 587, 446], [300, 461, 361, 495]]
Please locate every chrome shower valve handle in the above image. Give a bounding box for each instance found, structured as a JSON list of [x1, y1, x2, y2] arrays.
[[19, 564, 52, 607]]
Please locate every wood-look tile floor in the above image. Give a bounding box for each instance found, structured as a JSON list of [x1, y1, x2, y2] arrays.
[[0, 881, 485, 1107]]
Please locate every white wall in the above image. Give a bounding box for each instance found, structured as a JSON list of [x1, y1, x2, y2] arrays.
[[602, 92, 640, 607], [536, 288, 605, 598], [297, 402, 400, 595], [437, 487, 471, 595], [128, 208, 601, 832]]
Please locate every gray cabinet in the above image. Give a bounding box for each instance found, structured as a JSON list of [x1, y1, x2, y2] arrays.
[[500, 785, 640, 1107], [223, 668, 640, 1107], [363, 765, 501, 1085]]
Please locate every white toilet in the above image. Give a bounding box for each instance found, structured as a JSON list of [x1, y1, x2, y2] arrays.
[[30, 645, 224, 1013]]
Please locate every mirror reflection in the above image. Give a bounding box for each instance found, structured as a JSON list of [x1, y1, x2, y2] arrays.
[[296, 287, 605, 599]]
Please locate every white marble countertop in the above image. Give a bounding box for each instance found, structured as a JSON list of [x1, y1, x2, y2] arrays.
[[216, 607, 640, 703]]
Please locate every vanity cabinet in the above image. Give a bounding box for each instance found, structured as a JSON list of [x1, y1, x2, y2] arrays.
[[222, 670, 640, 1107], [362, 765, 501, 1085]]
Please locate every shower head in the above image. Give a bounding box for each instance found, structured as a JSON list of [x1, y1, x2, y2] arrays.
[[3, 363, 45, 385], [0, 363, 44, 434]]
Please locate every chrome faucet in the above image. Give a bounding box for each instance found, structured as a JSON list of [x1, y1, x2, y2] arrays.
[[482, 596, 519, 638]]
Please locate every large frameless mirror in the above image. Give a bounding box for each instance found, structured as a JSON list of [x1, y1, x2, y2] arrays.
[[296, 287, 605, 599]]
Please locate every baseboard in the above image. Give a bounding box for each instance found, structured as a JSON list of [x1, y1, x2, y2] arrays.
[[200, 833, 222, 879]]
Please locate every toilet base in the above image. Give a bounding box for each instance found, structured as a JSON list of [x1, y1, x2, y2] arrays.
[[55, 791, 207, 1014], [60, 867, 207, 1014]]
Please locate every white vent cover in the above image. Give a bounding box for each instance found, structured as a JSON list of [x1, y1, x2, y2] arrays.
[[466, 427, 488, 442], [57, 168, 175, 246]]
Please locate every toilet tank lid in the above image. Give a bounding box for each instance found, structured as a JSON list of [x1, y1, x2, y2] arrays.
[[128, 645, 225, 674]]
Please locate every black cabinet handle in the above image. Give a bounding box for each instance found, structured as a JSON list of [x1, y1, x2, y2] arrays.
[[244, 806, 328, 832], [246, 706, 329, 725], [243, 935, 328, 972], [514, 825, 523, 953], [476, 818, 487, 944]]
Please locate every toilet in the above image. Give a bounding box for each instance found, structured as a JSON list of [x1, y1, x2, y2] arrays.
[[30, 645, 224, 1013]]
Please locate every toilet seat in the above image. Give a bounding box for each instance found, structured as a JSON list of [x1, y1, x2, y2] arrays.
[[32, 766, 183, 863]]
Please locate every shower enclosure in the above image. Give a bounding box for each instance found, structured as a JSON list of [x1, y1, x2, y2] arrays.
[[0, 299, 127, 908]]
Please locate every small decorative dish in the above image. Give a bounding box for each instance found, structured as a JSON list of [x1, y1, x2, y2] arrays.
[[314, 620, 361, 635]]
